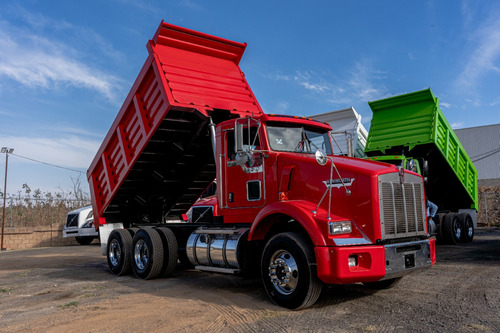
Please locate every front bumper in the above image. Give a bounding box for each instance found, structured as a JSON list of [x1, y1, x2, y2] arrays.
[[62, 227, 98, 238], [315, 238, 435, 284]]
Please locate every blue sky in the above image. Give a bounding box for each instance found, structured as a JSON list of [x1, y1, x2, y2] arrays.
[[0, 0, 499, 196]]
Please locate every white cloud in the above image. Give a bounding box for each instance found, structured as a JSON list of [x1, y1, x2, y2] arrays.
[[465, 98, 481, 107], [293, 71, 332, 94], [0, 17, 123, 102], [179, 0, 203, 10], [274, 101, 290, 114], [451, 122, 465, 129], [272, 59, 388, 107], [0, 135, 101, 169], [440, 102, 452, 109], [456, 6, 500, 89]]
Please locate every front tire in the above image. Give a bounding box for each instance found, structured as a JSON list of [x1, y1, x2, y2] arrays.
[[76, 236, 94, 245], [261, 232, 322, 310]]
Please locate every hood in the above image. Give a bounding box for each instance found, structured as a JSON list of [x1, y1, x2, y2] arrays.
[[277, 153, 399, 243]]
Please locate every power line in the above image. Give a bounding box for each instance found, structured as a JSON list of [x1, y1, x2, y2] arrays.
[[471, 148, 500, 163], [11, 153, 86, 174]]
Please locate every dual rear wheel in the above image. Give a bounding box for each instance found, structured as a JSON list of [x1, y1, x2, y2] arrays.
[[107, 227, 178, 279], [438, 212, 474, 244]]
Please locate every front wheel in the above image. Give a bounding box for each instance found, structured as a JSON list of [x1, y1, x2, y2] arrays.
[[76, 236, 94, 245], [261, 232, 322, 310]]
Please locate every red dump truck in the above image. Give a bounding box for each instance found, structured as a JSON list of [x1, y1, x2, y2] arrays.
[[88, 21, 435, 309]]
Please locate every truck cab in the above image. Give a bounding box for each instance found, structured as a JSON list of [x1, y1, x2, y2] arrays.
[[63, 206, 99, 245]]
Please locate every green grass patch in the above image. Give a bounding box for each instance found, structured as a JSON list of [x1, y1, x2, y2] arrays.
[[59, 301, 79, 309]]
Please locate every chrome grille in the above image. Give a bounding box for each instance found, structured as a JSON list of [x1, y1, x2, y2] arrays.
[[379, 172, 426, 239], [191, 206, 214, 224], [66, 213, 79, 228]]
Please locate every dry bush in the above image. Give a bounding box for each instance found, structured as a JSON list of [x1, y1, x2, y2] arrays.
[[478, 186, 500, 227], [1, 177, 90, 229]]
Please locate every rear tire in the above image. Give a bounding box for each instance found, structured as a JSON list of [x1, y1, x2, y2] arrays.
[[107, 229, 133, 276], [261, 232, 322, 310], [458, 213, 474, 243], [132, 228, 164, 280], [435, 213, 446, 243], [442, 213, 462, 245], [156, 227, 179, 277], [128, 227, 140, 238]]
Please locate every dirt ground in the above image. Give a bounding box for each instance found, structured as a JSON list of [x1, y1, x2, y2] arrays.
[[1, 228, 499, 333]]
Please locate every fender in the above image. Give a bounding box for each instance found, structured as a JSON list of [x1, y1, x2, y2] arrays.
[[248, 200, 327, 246]]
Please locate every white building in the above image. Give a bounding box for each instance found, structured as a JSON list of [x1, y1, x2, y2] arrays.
[[312, 107, 368, 158], [455, 124, 500, 186]]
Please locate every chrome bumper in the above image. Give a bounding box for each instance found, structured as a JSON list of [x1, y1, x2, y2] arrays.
[[384, 239, 432, 279]]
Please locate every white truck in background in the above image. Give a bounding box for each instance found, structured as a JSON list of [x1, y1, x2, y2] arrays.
[[62, 206, 99, 245], [311, 107, 368, 158]]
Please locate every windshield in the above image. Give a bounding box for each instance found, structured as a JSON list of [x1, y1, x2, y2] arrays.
[[381, 159, 404, 168], [267, 124, 333, 154]]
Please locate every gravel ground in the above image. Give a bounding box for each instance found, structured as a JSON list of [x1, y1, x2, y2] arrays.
[[0, 228, 499, 333]]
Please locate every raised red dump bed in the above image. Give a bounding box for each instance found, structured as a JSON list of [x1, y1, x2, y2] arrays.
[[87, 22, 263, 227]]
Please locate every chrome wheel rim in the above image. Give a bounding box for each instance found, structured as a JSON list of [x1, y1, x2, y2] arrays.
[[467, 226, 473, 238], [268, 250, 299, 295], [134, 239, 149, 271], [454, 221, 461, 240], [109, 239, 121, 267]]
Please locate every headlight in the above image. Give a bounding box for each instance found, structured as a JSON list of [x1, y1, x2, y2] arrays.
[[328, 221, 352, 235], [82, 219, 94, 228]]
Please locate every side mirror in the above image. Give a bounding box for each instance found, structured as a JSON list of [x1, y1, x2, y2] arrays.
[[407, 159, 418, 173], [315, 149, 328, 166], [235, 122, 244, 153]]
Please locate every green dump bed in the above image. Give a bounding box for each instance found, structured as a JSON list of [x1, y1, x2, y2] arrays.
[[365, 89, 478, 211]]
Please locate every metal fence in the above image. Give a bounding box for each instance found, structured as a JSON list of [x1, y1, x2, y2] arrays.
[[478, 191, 500, 227]]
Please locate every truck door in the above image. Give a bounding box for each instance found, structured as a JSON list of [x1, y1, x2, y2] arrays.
[[223, 124, 265, 210]]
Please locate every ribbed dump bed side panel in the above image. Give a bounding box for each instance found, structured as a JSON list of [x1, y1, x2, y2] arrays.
[[365, 89, 478, 211], [88, 22, 263, 226], [152, 22, 262, 115]]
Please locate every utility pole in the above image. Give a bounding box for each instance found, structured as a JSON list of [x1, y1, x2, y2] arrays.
[[1, 147, 14, 251]]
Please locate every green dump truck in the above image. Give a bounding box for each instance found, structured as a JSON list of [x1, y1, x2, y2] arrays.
[[364, 88, 478, 244]]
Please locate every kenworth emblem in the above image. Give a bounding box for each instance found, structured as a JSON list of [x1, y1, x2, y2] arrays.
[[323, 178, 355, 189]]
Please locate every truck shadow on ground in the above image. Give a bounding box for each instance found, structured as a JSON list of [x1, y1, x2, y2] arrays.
[[435, 227, 500, 265], [12, 226, 500, 312], [35, 255, 379, 311]]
